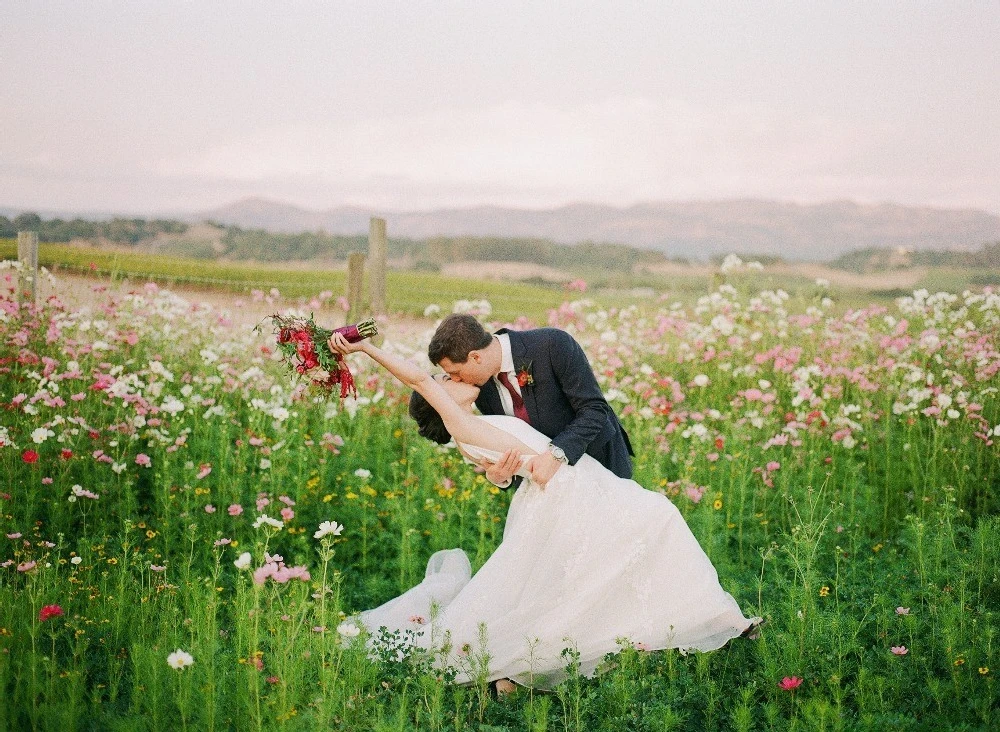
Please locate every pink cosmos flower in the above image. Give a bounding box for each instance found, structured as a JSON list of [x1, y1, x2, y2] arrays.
[[684, 486, 705, 504], [766, 461, 781, 472], [205, 504, 217, 514], [41, 477, 53, 485], [891, 646, 908, 655], [778, 676, 803, 691], [6, 533, 22, 539], [228, 504, 243, 516], [196, 463, 212, 479], [280, 507, 294, 521], [896, 607, 910, 615], [135, 453, 152, 468], [17, 561, 37, 572]]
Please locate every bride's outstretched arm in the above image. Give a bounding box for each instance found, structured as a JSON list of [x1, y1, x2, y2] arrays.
[[328, 333, 529, 454]]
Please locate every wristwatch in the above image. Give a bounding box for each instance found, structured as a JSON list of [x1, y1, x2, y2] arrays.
[[548, 444, 569, 464]]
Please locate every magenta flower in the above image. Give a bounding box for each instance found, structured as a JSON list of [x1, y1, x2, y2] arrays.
[[204, 504, 217, 514], [135, 453, 152, 468], [766, 461, 781, 472], [891, 646, 908, 655], [39, 604, 64, 621], [778, 676, 803, 691], [17, 560, 37, 572], [197, 463, 212, 479], [896, 607, 911, 615], [228, 504, 244, 516]]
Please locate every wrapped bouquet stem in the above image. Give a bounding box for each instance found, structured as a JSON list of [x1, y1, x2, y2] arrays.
[[261, 315, 378, 398]]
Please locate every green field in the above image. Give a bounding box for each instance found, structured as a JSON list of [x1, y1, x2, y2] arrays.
[[2, 255, 998, 729]]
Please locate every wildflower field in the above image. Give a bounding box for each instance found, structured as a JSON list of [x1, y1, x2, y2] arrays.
[[1, 259, 998, 731]]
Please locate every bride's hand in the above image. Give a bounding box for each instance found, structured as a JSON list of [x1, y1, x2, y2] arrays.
[[483, 449, 522, 485], [327, 331, 369, 356]]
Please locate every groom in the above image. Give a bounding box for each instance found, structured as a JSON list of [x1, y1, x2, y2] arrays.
[[428, 314, 633, 489]]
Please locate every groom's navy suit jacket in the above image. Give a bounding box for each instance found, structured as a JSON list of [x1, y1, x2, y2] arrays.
[[475, 328, 633, 489]]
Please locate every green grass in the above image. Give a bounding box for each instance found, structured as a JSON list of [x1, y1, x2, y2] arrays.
[[1, 268, 998, 729], [1, 240, 608, 323]]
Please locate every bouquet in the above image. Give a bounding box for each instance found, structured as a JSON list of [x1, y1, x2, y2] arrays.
[[262, 314, 378, 398]]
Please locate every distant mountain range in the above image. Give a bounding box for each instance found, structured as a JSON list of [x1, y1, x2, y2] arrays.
[[194, 198, 1000, 262], [5, 198, 999, 262]]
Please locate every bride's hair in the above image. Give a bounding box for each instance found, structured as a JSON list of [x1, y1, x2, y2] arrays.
[[408, 391, 451, 444], [428, 314, 492, 365]]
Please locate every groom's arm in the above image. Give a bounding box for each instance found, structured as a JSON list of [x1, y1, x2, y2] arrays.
[[546, 329, 615, 465]]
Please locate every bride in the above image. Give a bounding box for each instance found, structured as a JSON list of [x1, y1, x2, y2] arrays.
[[329, 332, 761, 689]]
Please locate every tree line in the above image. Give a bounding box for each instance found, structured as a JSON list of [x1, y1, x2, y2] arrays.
[[0, 212, 187, 244], [4, 212, 667, 272]]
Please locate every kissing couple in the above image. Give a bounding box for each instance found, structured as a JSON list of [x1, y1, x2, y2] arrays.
[[328, 314, 761, 690]]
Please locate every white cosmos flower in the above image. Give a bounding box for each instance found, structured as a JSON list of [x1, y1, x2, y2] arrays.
[[336, 621, 361, 638], [166, 649, 194, 669], [31, 427, 54, 444], [693, 374, 710, 387], [252, 514, 283, 530], [161, 396, 185, 415], [314, 521, 344, 540], [234, 552, 252, 570], [354, 468, 371, 479]]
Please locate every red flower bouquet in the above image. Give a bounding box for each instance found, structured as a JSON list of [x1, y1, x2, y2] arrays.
[[262, 315, 378, 398]]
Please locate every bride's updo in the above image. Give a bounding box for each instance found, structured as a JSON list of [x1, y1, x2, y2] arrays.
[[408, 391, 451, 444]]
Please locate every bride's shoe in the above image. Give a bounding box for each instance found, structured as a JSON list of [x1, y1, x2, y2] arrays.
[[740, 619, 766, 640]]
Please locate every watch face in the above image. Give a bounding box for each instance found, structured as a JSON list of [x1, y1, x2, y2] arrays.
[[550, 446, 566, 460]]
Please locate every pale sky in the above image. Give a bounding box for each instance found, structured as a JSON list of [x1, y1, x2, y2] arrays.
[[2, 1, 998, 215]]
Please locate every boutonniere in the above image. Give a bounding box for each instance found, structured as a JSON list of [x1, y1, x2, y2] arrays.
[[515, 361, 534, 388]]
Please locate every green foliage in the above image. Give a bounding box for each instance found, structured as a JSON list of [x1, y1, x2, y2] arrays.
[[832, 241, 1000, 273], [0, 212, 187, 244], [0, 263, 998, 729]]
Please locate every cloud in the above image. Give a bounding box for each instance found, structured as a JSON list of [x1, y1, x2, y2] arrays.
[[4, 95, 997, 213], [143, 95, 997, 211]]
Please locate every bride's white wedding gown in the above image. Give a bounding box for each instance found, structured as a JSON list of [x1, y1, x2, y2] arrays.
[[360, 415, 759, 687]]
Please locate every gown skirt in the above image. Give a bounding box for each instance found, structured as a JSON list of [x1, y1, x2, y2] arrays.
[[359, 415, 759, 687]]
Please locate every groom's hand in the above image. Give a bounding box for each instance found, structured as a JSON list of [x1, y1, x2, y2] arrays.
[[482, 449, 522, 486], [526, 452, 562, 488]]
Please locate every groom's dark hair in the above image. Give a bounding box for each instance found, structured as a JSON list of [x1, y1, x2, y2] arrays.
[[428, 314, 492, 365], [408, 391, 452, 444]]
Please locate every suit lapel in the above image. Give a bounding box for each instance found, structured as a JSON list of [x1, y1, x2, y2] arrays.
[[503, 330, 539, 423]]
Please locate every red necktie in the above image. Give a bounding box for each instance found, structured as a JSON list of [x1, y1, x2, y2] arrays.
[[497, 372, 531, 424]]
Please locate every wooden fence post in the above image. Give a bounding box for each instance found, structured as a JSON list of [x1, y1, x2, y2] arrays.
[[346, 252, 366, 324], [368, 217, 387, 316], [17, 231, 39, 305]]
